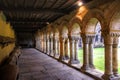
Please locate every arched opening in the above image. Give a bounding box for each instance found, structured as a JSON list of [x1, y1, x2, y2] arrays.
[[86, 18, 104, 72], [71, 23, 82, 66], [110, 11, 120, 74], [54, 28, 60, 58], [59, 25, 69, 61], [49, 31, 54, 56]]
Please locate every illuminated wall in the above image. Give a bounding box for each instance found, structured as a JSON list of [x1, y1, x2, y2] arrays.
[[0, 12, 15, 64]]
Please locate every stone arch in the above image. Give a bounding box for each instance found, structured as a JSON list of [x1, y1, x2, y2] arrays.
[[69, 17, 82, 35], [82, 9, 105, 33], [53, 26, 59, 39], [59, 21, 69, 38], [105, 0, 120, 25]]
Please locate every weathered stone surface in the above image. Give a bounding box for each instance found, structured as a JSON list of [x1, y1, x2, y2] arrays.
[[18, 48, 94, 80]]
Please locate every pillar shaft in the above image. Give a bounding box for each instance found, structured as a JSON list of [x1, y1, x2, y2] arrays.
[[81, 35, 89, 71], [89, 36, 95, 69], [65, 39, 69, 59], [69, 38, 74, 64], [54, 39, 58, 56], [59, 37, 65, 61], [112, 37, 119, 76], [47, 39, 49, 54], [50, 38, 53, 55], [102, 35, 114, 79]]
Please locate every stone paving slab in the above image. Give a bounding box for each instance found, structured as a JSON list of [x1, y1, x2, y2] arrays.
[[18, 48, 94, 80]]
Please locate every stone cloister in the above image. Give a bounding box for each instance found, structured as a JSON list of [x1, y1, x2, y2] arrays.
[[35, 0, 120, 79]]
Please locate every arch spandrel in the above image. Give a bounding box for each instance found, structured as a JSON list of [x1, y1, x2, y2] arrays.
[[109, 10, 120, 32]]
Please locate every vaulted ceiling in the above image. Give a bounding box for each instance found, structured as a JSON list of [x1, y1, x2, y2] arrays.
[[0, 0, 92, 33]]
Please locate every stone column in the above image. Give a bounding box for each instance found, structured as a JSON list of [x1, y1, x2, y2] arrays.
[[54, 38, 58, 57], [112, 37, 119, 77], [74, 37, 80, 63], [43, 39, 45, 53], [65, 39, 69, 59], [81, 35, 89, 71], [68, 36, 75, 64], [50, 37, 53, 56], [46, 39, 50, 54], [57, 40, 60, 56], [59, 36, 65, 61], [102, 35, 114, 80], [44, 39, 47, 53], [89, 36, 95, 69]]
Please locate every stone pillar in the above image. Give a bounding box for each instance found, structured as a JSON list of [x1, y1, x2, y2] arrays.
[[50, 37, 53, 56], [44, 39, 47, 53], [46, 39, 49, 54], [102, 35, 114, 80], [58, 40, 60, 56], [74, 37, 80, 63], [65, 39, 69, 59], [68, 36, 75, 64], [81, 35, 89, 71], [112, 37, 119, 77], [54, 38, 58, 57], [89, 36, 95, 69], [59, 36, 66, 61]]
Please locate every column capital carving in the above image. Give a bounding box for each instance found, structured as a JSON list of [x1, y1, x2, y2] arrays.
[[113, 37, 119, 44], [104, 34, 113, 44], [81, 33, 95, 44], [110, 31, 120, 37]]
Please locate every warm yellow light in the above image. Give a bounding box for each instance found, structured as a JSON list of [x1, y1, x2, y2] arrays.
[[78, 1, 83, 6]]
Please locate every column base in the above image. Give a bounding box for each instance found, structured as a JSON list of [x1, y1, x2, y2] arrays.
[[102, 74, 114, 80], [80, 64, 90, 72], [59, 56, 66, 61], [65, 56, 69, 60], [89, 64, 95, 69], [113, 73, 120, 77], [68, 59, 80, 64]]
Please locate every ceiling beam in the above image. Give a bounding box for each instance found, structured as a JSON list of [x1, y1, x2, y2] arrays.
[[0, 7, 68, 15], [10, 21, 48, 25], [7, 18, 52, 22]]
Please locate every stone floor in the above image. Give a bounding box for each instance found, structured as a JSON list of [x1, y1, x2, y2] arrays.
[[18, 48, 94, 80]]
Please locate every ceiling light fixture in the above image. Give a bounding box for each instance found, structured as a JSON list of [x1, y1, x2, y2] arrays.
[[78, 1, 83, 6]]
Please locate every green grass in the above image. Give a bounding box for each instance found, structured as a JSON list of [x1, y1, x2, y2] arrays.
[[78, 48, 120, 74]]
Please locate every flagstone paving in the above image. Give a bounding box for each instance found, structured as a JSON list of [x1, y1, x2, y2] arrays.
[[18, 48, 94, 80]]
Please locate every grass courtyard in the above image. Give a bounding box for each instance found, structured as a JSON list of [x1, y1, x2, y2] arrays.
[[78, 48, 120, 74]]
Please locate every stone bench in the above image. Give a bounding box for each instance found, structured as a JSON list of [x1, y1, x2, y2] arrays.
[[0, 64, 19, 80], [0, 47, 21, 80]]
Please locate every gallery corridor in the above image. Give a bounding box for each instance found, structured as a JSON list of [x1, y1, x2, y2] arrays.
[[18, 48, 94, 80]]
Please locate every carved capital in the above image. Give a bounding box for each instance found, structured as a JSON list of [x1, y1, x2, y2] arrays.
[[81, 33, 95, 44], [113, 37, 119, 44], [104, 35, 113, 44]]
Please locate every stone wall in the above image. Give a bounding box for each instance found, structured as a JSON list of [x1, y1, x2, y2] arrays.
[[0, 12, 15, 65]]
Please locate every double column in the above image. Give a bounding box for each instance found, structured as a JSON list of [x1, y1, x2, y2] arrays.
[[112, 37, 119, 77], [53, 38, 59, 57], [49, 37, 53, 56], [81, 34, 95, 71], [68, 35, 80, 64], [46, 38, 50, 54], [59, 35, 66, 61], [102, 35, 114, 79], [102, 35, 120, 80]]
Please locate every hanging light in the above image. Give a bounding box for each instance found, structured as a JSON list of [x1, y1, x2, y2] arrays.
[[78, 1, 83, 6]]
